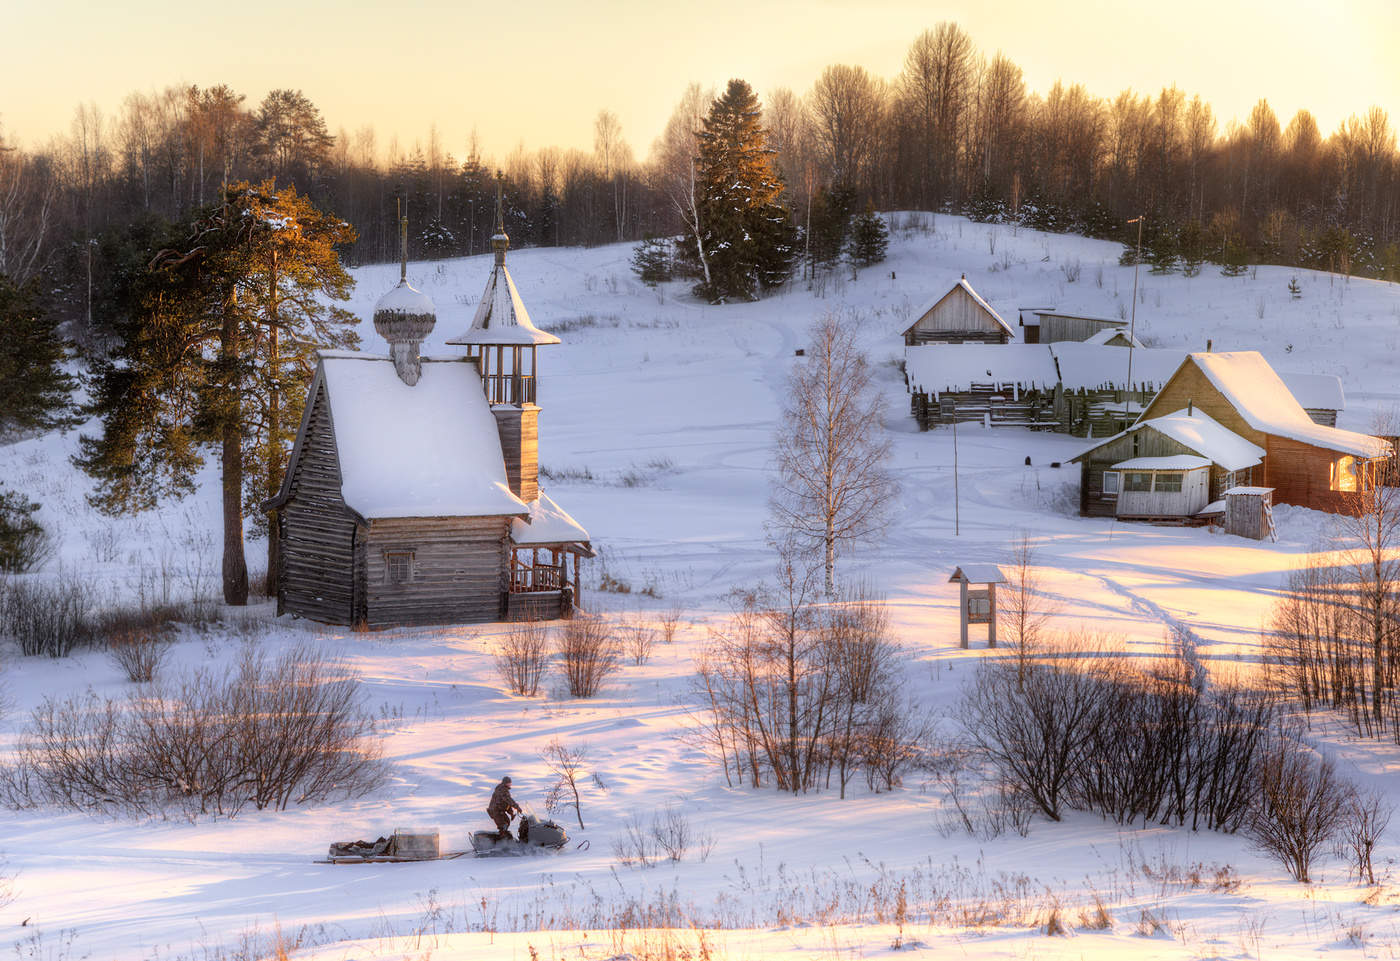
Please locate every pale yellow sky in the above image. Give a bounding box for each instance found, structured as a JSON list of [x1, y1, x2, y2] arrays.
[[3, 0, 1396, 162]]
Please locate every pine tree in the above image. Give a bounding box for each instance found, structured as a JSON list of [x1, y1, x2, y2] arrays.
[[0, 275, 77, 437], [77, 181, 358, 605], [678, 79, 796, 303], [848, 203, 890, 268], [630, 235, 673, 285], [807, 184, 856, 274]]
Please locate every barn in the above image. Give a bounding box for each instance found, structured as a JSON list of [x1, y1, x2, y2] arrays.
[[1081, 350, 1389, 515], [901, 276, 1014, 346], [268, 206, 592, 628]]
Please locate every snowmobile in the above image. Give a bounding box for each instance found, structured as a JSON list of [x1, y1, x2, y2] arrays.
[[469, 809, 570, 857]]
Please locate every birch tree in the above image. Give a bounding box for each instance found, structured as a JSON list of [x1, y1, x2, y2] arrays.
[[771, 310, 896, 598]]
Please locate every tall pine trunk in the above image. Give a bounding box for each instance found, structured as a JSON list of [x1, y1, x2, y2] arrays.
[[221, 305, 249, 606], [265, 249, 281, 599]]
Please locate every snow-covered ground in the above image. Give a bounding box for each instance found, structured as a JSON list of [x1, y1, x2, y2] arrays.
[[4, 214, 1400, 960]]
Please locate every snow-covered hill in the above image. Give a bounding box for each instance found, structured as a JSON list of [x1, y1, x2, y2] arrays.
[[4, 214, 1400, 960]]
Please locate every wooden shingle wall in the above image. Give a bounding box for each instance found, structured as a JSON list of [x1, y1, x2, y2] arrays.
[[279, 383, 358, 624]]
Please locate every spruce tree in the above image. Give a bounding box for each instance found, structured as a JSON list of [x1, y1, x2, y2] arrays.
[[679, 79, 796, 303], [0, 275, 77, 437], [848, 203, 890, 268], [77, 181, 357, 605], [630, 235, 673, 285]]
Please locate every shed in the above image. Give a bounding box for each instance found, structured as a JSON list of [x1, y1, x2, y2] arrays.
[[904, 344, 1059, 429], [1222, 486, 1277, 541], [1019, 308, 1130, 345], [902, 276, 1014, 346], [948, 564, 1006, 649]]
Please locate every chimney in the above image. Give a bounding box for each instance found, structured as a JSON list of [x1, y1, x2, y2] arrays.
[[1206, 338, 1212, 353], [1188, 399, 1193, 416]]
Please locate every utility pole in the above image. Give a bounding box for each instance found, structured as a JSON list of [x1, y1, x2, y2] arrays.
[[953, 410, 960, 536], [1125, 215, 1144, 426]]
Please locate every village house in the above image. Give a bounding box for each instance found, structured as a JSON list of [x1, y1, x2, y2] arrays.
[[901, 276, 1014, 346], [1074, 350, 1390, 518], [267, 205, 592, 628]]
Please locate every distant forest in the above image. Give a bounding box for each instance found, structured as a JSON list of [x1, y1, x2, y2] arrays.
[[2, 22, 1398, 329]]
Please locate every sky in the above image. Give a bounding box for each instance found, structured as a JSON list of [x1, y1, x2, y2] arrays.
[[3, 0, 1397, 164]]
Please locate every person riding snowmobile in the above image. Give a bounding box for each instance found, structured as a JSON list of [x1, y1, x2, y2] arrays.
[[486, 776, 522, 840]]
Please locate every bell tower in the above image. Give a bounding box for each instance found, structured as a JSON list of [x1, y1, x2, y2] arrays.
[[446, 174, 560, 503]]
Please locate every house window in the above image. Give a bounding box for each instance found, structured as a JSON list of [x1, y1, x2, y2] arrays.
[[1154, 472, 1183, 493], [1332, 456, 1359, 492], [385, 551, 414, 585], [1125, 472, 1153, 492], [1102, 471, 1121, 495]]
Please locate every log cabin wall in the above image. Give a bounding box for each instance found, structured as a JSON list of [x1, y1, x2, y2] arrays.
[[1262, 436, 1368, 512], [1141, 364, 1267, 450], [904, 286, 1010, 346], [1037, 314, 1123, 343], [362, 516, 512, 628], [278, 382, 358, 625], [1077, 427, 1198, 517], [494, 406, 539, 502]]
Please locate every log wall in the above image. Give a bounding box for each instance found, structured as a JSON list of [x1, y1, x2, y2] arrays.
[[279, 383, 358, 625], [362, 516, 511, 628]]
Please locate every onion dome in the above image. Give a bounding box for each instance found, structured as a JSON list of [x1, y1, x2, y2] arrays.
[[376, 210, 437, 385]]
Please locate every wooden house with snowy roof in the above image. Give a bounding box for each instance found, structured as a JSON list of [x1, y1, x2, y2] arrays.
[[1073, 350, 1390, 518], [268, 202, 592, 628], [901, 276, 1014, 346]]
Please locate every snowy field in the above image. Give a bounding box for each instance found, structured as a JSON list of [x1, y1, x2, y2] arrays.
[[4, 214, 1400, 960]]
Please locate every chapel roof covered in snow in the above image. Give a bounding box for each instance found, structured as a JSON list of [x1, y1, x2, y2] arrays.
[[313, 353, 527, 519], [1180, 351, 1386, 458]]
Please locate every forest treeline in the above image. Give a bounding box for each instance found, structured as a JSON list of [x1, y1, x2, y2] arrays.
[[1, 21, 1398, 330]]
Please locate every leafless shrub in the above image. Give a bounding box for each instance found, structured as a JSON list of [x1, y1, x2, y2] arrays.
[[624, 618, 656, 665], [1004, 532, 1057, 680], [493, 620, 550, 696], [1061, 258, 1081, 283], [658, 604, 683, 644], [612, 812, 657, 868], [556, 615, 620, 698], [0, 568, 94, 657], [969, 634, 1277, 831], [650, 802, 691, 861], [541, 738, 593, 829], [106, 624, 169, 682], [1340, 787, 1391, 885], [693, 575, 924, 798], [1247, 731, 1352, 882], [4, 645, 385, 817]]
